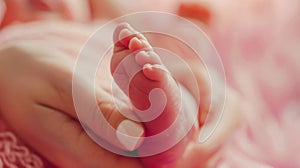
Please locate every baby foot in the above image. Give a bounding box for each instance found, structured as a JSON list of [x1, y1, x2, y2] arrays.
[[111, 23, 198, 168], [111, 23, 182, 134]]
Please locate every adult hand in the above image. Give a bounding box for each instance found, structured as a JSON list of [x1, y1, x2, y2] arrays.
[[0, 41, 144, 168]]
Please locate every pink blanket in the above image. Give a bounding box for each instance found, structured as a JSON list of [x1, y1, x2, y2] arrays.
[[0, 0, 299, 167], [209, 0, 300, 167], [131, 0, 300, 167]]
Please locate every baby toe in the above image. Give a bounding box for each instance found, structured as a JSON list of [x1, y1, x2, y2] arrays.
[[135, 51, 162, 66], [143, 63, 171, 82]]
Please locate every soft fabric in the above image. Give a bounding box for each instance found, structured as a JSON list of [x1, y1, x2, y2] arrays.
[[208, 0, 300, 167], [0, 0, 299, 167]]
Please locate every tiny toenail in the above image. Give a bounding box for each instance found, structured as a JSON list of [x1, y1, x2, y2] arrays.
[[123, 22, 130, 27], [146, 51, 155, 57], [132, 37, 141, 43], [139, 50, 148, 56], [125, 28, 133, 34], [140, 40, 151, 49], [127, 24, 136, 31], [119, 28, 133, 40], [136, 32, 144, 39], [144, 64, 153, 70], [153, 64, 165, 70], [148, 51, 155, 55]]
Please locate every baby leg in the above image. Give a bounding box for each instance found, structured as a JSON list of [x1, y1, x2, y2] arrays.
[[111, 23, 198, 168]]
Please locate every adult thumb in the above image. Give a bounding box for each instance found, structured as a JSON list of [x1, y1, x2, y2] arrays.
[[72, 75, 145, 152]]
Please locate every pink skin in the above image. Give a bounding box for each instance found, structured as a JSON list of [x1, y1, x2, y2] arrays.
[[0, 1, 240, 167], [110, 20, 240, 167], [111, 23, 201, 168], [0, 41, 144, 168]]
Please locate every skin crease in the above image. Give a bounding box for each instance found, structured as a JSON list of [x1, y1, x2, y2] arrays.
[[0, 42, 144, 168], [110, 24, 199, 168], [0, 1, 240, 167], [0, 40, 239, 168]]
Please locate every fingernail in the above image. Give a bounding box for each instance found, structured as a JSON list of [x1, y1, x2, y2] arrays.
[[116, 120, 144, 151]]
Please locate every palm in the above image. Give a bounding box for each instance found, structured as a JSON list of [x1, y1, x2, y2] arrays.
[[0, 42, 143, 168]]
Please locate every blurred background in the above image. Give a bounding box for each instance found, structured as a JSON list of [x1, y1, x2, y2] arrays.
[[0, 0, 299, 167]]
